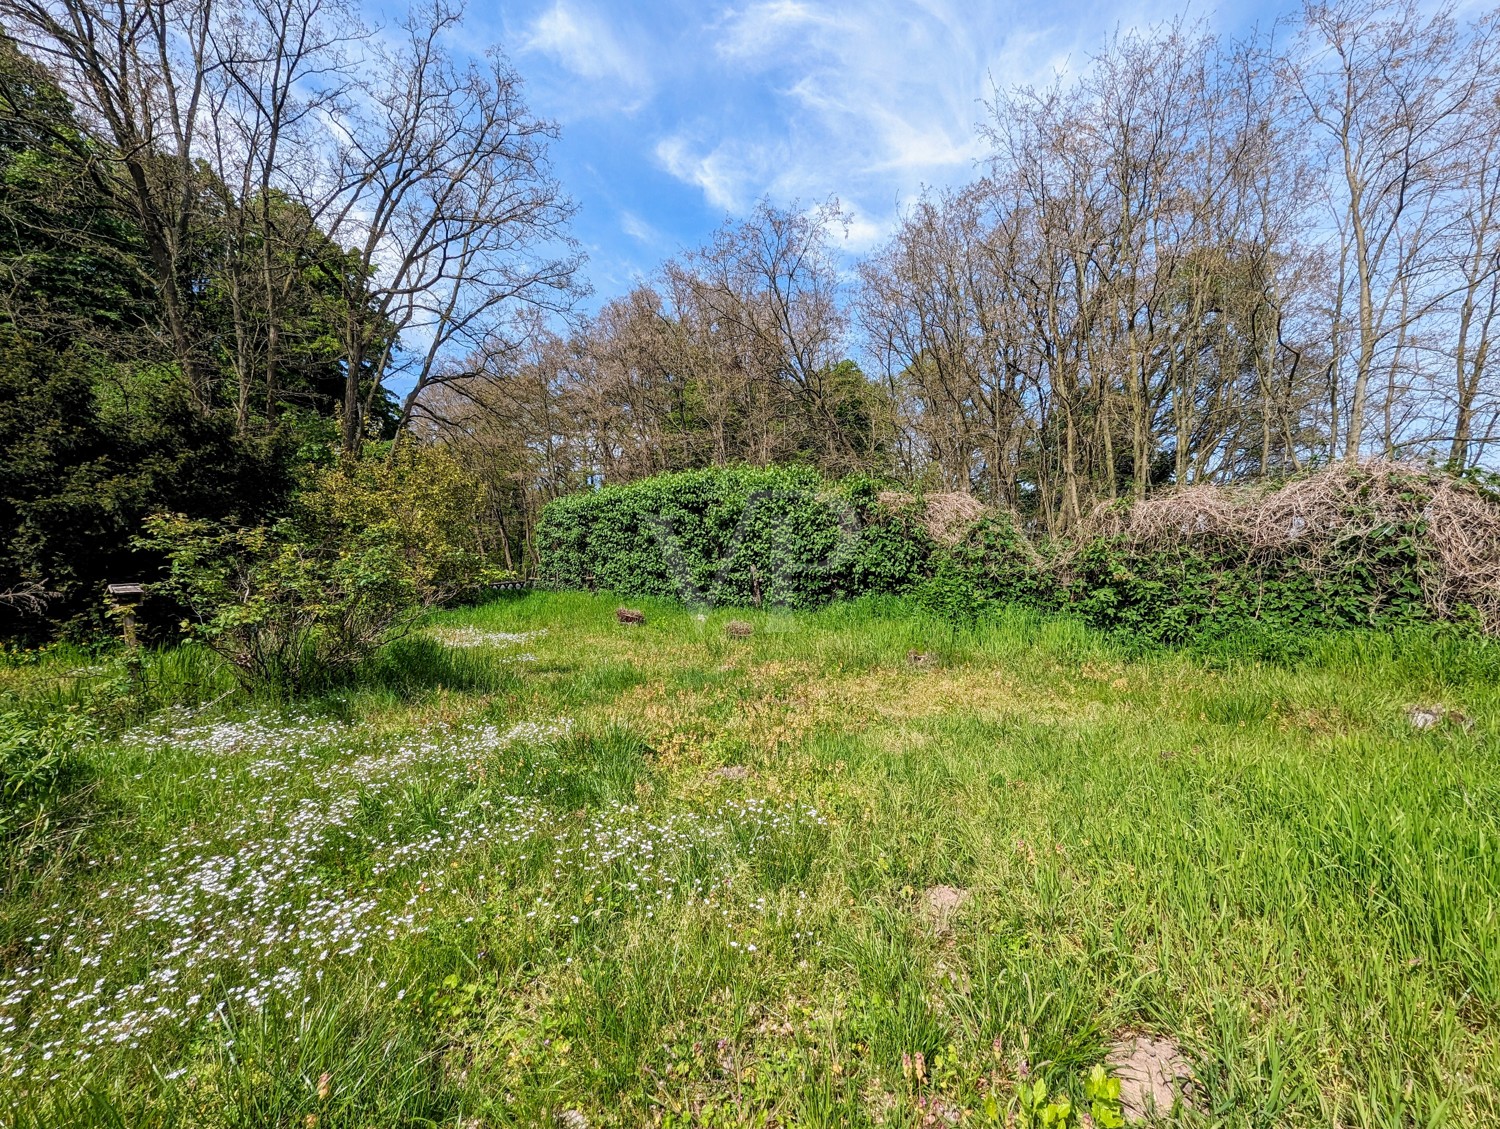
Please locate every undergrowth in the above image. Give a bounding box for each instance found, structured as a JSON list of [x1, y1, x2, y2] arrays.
[[538, 461, 1500, 648], [0, 591, 1496, 1126]]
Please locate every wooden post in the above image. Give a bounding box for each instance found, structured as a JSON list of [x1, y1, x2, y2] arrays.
[[106, 583, 146, 650]]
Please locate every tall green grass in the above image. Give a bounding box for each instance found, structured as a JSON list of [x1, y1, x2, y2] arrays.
[[1, 592, 1497, 1126]]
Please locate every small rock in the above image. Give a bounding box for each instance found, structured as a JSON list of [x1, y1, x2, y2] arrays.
[[919, 885, 968, 933], [725, 619, 754, 637], [556, 1111, 588, 1129], [1409, 705, 1443, 730], [615, 607, 645, 625], [1106, 1034, 1194, 1122], [1408, 704, 1472, 731], [713, 765, 751, 781]]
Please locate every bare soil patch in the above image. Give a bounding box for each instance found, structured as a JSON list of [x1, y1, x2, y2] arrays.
[[1106, 1033, 1194, 1122], [919, 885, 968, 934]]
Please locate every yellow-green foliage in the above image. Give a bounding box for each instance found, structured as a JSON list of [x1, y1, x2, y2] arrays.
[[143, 445, 503, 691]]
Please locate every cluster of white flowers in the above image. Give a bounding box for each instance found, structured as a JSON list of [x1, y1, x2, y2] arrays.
[[124, 712, 350, 755], [0, 705, 822, 1086], [117, 712, 362, 785], [0, 715, 572, 1084], [426, 626, 548, 651], [544, 799, 827, 919]]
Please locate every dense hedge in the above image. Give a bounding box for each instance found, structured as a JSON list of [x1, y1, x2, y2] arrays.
[[1055, 538, 1432, 646], [535, 465, 933, 608], [537, 464, 1468, 646], [933, 521, 1434, 648]]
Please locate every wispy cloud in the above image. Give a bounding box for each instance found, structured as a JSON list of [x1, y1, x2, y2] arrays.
[[492, 0, 1226, 303], [619, 209, 662, 244], [655, 134, 782, 213], [658, 0, 1032, 242], [716, 0, 837, 58], [522, 1, 649, 94]]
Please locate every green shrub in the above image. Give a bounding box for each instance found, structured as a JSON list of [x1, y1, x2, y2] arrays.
[[535, 466, 932, 608], [912, 555, 982, 630], [144, 445, 503, 692], [0, 333, 296, 643], [536, 463, 1482, 651], [945, 514, 1059, 613], [1060, 530, 1434, 646]]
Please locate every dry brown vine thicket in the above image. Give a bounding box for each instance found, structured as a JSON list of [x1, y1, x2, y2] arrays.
[[1086, 462, 1500, 631]]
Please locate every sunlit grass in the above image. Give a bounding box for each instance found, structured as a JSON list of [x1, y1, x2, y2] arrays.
[[3, 591, 1499, 1126]]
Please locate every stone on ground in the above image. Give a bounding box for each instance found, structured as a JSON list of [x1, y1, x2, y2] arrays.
[[1106, 1033, 1194, 1122]]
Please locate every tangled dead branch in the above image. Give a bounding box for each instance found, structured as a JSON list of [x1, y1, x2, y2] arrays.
[[1088, 462, 1500, 631], [878, 491, 989, 546], [0, 584, 55, 618]]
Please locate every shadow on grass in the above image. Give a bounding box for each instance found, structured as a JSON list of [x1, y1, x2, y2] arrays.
[[360, 634, 527, 697]]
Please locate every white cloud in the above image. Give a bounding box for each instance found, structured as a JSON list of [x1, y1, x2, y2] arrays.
[[619, 210, 662, 244], [655, 135, 782, 213], [835, 207, 887, 254], [500, 0, 1207, 287], [643, 0, 1062, 245], [645, 0, 1056, 233], [716, 0, 837, 58], [522, 1, 649, 91]]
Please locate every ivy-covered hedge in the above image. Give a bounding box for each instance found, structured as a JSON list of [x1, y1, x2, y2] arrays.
[[536, 464, 1473, 646], [1055, 538, 1432, 646], [535, 465, 933, 608]]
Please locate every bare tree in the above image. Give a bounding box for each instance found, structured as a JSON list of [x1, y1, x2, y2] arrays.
[[202, 0, 357, 433], [323, 0, 581, 454], [671, 199, 864, 471], [1, 0, 218, 408], [1445, 65, 1500, 467], [857, 182, 1032, 503], [1290, 0, 1497, 460]]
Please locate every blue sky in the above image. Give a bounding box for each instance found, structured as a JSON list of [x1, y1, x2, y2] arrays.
[[476, 0, 1279, 307]]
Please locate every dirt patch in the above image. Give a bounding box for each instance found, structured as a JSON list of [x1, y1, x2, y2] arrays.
[[1106, 1033, 1194, 1121], [1409, 706, 1444, 730], [919, 885, 968, 934], [802, 668, 1072, 731], [712, 765, 751, 781]]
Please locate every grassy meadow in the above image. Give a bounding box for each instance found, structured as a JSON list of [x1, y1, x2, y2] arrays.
[[2, 591, 1499, 1126]]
